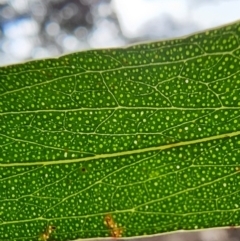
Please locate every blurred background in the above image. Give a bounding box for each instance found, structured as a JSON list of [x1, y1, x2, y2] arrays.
[[0, 0, 240, 65], [1, 0, 240, 240]]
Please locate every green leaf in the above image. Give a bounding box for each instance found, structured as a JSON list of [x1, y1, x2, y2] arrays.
[[1, 21, 240, 241]]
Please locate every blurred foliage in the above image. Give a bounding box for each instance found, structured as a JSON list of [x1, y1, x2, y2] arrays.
[[0, 0, 124, 64]]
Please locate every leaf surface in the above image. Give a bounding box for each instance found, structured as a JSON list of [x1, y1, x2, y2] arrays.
[[1, 21, 240, 241]]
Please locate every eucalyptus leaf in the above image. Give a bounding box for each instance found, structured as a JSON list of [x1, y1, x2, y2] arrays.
[[1, 21, 240, 241]]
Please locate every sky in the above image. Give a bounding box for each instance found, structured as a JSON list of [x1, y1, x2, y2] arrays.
[[113, 0, 240, 38]]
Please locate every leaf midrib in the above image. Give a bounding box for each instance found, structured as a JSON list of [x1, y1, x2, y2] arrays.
[[1, 130, 239, 167]]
